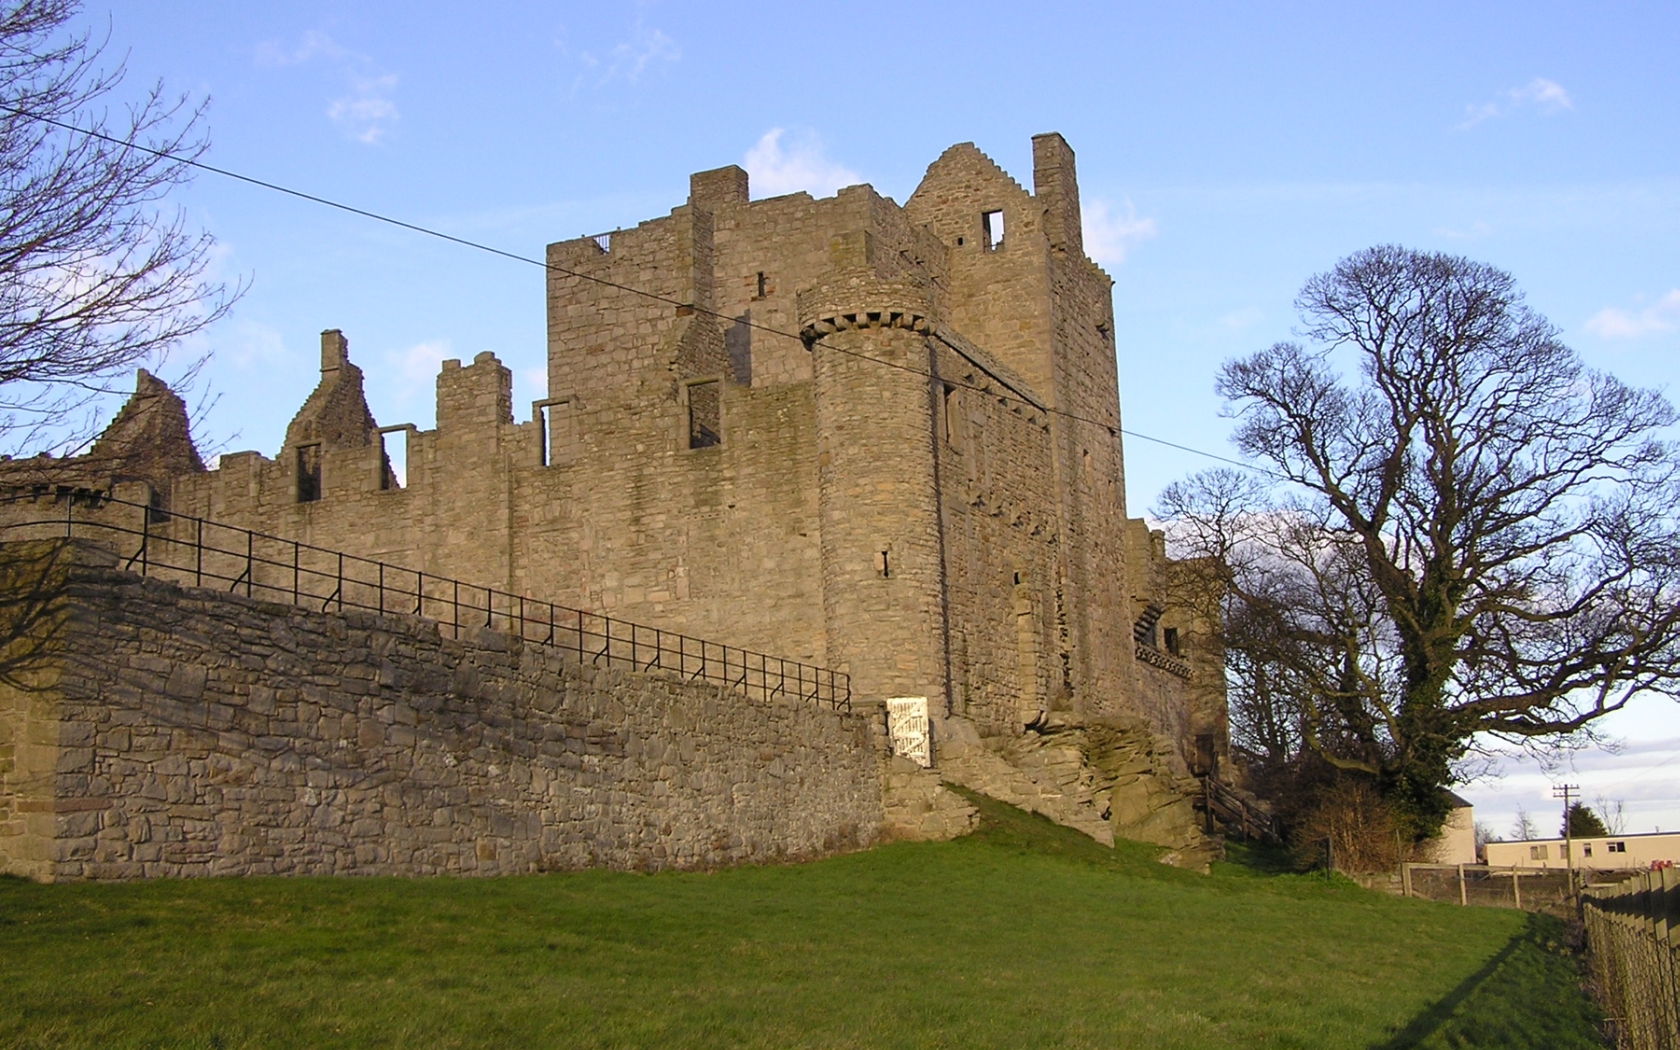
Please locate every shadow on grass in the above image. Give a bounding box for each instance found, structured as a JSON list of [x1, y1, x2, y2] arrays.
[[1215, 838, 1297, 876], [1371, 911, 1606, 1049]]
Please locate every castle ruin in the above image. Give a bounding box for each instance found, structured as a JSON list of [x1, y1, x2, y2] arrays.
[[0, 134, 1230, 879]]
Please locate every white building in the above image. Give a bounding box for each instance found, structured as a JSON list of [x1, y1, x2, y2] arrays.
[[1419, 793, 1477, 865], [1483, 830, 1680, 872]]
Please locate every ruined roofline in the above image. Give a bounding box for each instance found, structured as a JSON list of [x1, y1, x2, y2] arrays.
[[281, 329, 380, 455], [905, 140, 1034, 208], [0, 367, 206, 497], [553, 132, 1088, 258]]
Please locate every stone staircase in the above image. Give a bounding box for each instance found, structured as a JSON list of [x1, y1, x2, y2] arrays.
[[938, 737, 1116, 845], [879, 756, 980, 842], [934, 716, 1223, 871]]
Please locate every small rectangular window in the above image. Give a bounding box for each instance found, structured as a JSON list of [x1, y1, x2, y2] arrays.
[[378, 428, 407, 490], [687, 380, 721, 449], [1607, 841, 1626, 853], [875, 550, 890, 578], [1163, 627, 1180, 657], [296, 444, 322, 503], [942, 383, 959, 446], [982, 210, 1004, 251], [535, 399, 575, 466], [1529, 844, 1549, 860], [755, 271, 768, 299], [1582, 843, 1593, 856]]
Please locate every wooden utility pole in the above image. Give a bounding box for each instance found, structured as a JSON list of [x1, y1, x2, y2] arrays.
[[1553, 783, 1579, 899]]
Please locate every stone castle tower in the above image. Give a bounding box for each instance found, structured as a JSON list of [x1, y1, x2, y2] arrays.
[[10, 134, 1224, 769]]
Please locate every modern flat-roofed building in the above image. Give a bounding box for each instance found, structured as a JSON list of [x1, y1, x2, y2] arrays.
[[1484, 830, 1679, 871]]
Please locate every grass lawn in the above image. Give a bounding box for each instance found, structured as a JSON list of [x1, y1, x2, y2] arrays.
[[0, 795, 1604, 1049]]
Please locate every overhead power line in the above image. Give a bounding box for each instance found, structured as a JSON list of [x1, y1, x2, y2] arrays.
[[5, 105, 1271, 477]]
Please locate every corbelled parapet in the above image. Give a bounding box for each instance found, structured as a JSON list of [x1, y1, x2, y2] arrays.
[[796, 249, 936, 351]]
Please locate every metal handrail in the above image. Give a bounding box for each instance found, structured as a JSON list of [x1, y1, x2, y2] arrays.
[[0, 487, 850, 711]]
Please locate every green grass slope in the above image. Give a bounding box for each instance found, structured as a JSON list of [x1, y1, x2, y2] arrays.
[[0, 794, 1604, 1049]]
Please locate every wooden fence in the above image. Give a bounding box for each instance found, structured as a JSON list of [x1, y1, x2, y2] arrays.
[[1400, 863, 1574, 913], [1583, 867, 1679, 1050]]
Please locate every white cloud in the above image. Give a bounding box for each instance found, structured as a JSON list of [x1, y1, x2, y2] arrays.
[[383, 339, 453, 406], [744, 129, 861, 199], [1584, 290, 1680, 339], [1458, 77, 1574, 129], [522, 367, 549, 402], [1217, 307, 1264, 331], [560, 18, 680, 91], [254, 29, 348, 67], [255, 31, 399, 145], [329, 74, 400, 145], [1081, 197, 1157, 267], [1432, 220, 1494, 240], [216, 319, 294, 371], [1514, 77, 1574, 111]]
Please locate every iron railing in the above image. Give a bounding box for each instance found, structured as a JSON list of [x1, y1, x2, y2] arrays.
[[0, 488, 849, 711]]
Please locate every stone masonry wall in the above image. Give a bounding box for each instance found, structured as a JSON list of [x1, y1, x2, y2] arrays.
[[1, 133, 1223, 780], [0, 543, 881, 882]]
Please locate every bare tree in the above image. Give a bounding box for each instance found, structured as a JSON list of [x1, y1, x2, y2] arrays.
[[0, 0, 236, 453], [1511, 807, 1537, 842], [1592, 795, 1628, 836], [1161, 246, 1680, 835], [1473, 821, 1502, 853]]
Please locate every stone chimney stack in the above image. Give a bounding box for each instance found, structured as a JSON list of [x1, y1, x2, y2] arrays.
[[321, 329, 350, 373], [689, 165, 749, 208], [1032, 133, 1083, 255]]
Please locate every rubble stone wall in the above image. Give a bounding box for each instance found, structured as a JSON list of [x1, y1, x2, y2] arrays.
[[0, 544, 881, 882], [0, 131, 1224, 774]]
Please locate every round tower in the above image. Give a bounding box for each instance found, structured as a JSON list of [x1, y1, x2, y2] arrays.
[[800, 262, 948, 710]]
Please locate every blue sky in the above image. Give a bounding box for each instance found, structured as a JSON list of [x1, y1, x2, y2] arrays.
[[72, 0, 1680, 835]]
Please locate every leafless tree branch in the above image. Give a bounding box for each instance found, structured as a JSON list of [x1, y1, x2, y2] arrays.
[[1161, 246, 1680, 835]]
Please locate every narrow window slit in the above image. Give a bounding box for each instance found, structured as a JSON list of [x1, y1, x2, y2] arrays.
[[296, 444, 322, 503], [378, 429, 407, 489], [687, 381, 721, 449]]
